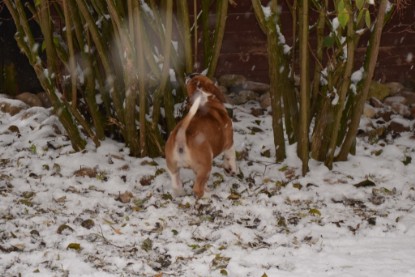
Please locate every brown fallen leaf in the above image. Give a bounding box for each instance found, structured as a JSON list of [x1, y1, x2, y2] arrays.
[[73, 167, 97, 178], [54, 196, 67, 203], [354, 179, 376, 188], [115, 191, 134, 203], [111, 227, 123, 235], [140, 175, 155, 186]]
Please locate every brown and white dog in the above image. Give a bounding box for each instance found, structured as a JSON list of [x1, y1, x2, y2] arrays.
[[165, 74, 237, 198]]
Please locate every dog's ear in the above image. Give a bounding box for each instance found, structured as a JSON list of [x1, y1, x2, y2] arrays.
[[204, 81, 226, 103], [186, 75, 227, 103], [186, 77, 199, 98], [187, 72, 200, 79]]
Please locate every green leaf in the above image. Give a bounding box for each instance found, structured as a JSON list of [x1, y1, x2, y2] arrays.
[[355, 0, 365, 10], [365, 9, 371, 28], [161, 193, 173, 200], [41, 40, 45, 52], [29, 144, 37, 154], [293, 183, 303, 190], [337, 0, 345, 12], [279, 165, 289, 172], [67, 243, 81, 251], [338, 9, 349, 28], [323, 36, 335, 47], [189, 244, 199, 250], [357, 9, 365, 25], [220, 269, 228, 276], [155, 168, 166, 176], [53, 36, 60, 48], [309, 208, 321, 216]]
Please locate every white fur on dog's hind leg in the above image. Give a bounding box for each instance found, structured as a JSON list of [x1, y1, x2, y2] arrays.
[[223, 145, 237, 176], [168, 170, 185, 196]]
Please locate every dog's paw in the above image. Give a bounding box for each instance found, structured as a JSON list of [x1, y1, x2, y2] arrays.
[[193, 187, 205, 199], [223, 148, 237, 176], [172, 188, 186, 197], [224, 166, 237, 176]]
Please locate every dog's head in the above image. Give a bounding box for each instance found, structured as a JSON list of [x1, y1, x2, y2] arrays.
[[185, 74, 226, 103]]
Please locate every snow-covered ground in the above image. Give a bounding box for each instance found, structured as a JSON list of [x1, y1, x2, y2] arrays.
[[1, 97, 415, 277]]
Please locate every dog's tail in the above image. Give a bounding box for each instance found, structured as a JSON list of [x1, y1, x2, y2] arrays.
[[176, 93, 202, 154]]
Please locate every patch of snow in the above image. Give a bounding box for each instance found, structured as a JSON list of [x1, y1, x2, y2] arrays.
[[406, 52, 413, 63], [1, 96, 415, 276], [351, 67, 365, 83], [262, 6, 272, 20]]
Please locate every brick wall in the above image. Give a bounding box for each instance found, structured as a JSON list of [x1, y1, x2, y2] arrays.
[[194, 1, 415, 84]]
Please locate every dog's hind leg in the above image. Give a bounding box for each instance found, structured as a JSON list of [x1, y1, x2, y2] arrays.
[[193, 166, 211, 198], [223, 145, 237, 176], [167, 167, 185, 196]]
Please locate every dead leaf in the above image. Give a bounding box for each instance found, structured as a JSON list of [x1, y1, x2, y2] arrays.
[[0, 244, 23, 253], [140, 160, 158, 166], [57, 224, 74, 235], [293, 183, 302, 190], [309, 208, 321, 216], [140, 175, 155, 186], [141, 238, 153, 252], [354, 179, 376, 188], [53, 196, 67, 203], [118, 164, 129, 171], [64, 186, 80, 193], [81, 219, 95, 229], [8, 125, 20, 134], [21, 191, 36, 198], [227, 193, 241, 200], [115, 191, 133, 203], [211, 254, 231, 270], [348, 224, 360, 235], [112, 227, 123, 235], [67, 243, 81, 251], [73, 167, 97, 178], [18, 199, 33, 207]]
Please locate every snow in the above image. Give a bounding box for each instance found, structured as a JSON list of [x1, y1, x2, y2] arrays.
[[262, 6, 272, 20], [332, 17, 340, 31], [351, 67, 365, 83], [1, 97, 415, 276], [31, 43, 39, 54], [140, 0, 154, 18], [406, 52, 413, 63]]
